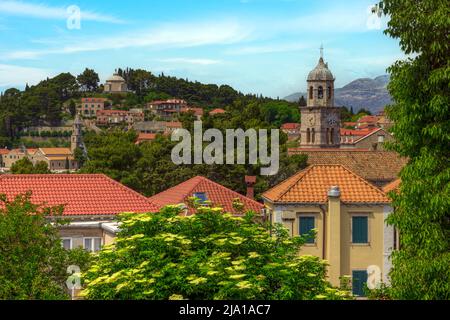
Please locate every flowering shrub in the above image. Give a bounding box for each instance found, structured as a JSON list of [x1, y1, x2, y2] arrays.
[[82, 206, 351, 300]]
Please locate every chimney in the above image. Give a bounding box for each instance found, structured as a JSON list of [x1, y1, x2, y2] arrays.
[[245, 176, 257, 199]]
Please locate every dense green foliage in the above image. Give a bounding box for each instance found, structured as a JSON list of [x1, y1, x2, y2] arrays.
[[380, 0, 450, 299], [10, 157, 51, 174], [0, 193, 90, 299], [340, 106, 372, 124], [82, 206, 351, 300], [77, 68, 100, 92]]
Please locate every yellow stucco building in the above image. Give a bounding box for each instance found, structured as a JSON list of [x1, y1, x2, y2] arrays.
[[262, 165, 396, 296]]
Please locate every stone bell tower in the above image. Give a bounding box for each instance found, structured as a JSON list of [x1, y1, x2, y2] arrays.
[[300, 46, 341, 148], [71, 114, 87, 155]]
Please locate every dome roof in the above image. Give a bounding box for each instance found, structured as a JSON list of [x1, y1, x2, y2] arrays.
[[107, 73, 125, 82], [307, 57, 334, 81]]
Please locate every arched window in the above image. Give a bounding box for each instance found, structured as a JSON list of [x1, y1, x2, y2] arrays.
[[306, 128, 311, 144], [311, 128, 316, 143], [328, 86, 332, 99], [330, 128, 335, 144], [318, 86, 324, 99], [309, 86, 313, 100], [326, 128, 330, 144]]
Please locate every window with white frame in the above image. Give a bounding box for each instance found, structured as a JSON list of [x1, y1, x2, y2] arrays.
[[61, 238, 72, 250], [84, 237, 102, 252]]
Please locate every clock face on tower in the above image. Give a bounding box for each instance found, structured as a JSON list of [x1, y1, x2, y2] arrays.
[[326, 114, 338, 126], [307, 115, 316, 126]]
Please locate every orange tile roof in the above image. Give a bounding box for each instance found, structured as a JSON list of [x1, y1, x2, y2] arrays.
[[382, 179, 401, 193], [0, 149, 10, 155], [181, 107, 204, 116], [39, 148, 72, 156], [209, 108, 226, 115], [281, 123, 300, 130], [149, 176, 264, 215], [340, 128, 377, 136], [288, 149, 406, 185], [263, 165, 390, 204], [0, 174, 159, 216], [46, 156, 75, 161]]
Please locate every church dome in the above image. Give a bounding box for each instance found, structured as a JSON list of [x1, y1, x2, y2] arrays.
[[307, 57, 334, 81], [107, 73, 125, 82]]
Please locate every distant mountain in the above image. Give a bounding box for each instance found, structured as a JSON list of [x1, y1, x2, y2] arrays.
[[284, 75, 392, 114]]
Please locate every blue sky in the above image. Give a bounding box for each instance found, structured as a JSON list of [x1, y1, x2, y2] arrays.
[[0, 0, 404, 98]]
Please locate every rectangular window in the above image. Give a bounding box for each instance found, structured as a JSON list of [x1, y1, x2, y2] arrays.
[[61, 238, 72, 250], [352, 270, 368, 296], [84, 237, 102, 253], [193, 192, 207, 203], [352, 216, 369, 244], [299, 216, 316, 244]]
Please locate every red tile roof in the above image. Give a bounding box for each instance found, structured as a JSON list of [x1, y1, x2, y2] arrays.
[[136, 133, 157, 142], [181, 107, 204, 116], [209, 108, 226, 115], [287, 149, 406, 185], [149, 176, 264, 215], [0, 174, 159, 216], [382, 179, 401, 193], [281, 123, 300, 130], [0, 149, 10, 155], [263, 165, 390, 204], [340, 128, 377, 136]]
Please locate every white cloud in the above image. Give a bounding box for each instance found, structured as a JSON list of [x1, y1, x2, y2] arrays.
[[4, 20, 250, 60], [0, 0, 124, 24], [226, 42, 311, 55], [158, 58, 222, 65], [0, 64, 50, 87]]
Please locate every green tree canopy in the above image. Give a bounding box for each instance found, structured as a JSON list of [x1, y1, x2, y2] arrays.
[[10, 157, 51, 174], [77, 68, 100, 92], [380, 0, 450, 299], [82, 206, 351, 300], [0, 193, 90, 299]]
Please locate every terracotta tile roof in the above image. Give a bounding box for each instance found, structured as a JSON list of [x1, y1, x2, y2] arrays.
[[340, 128, 376, 136], [352, 128, 390, 144], [209, 108, 226, 115], [0, 149, 10, 155], [39, 148, 72, 156], [382, 179, 401, 193], [149, 176, 264, 215], [136, 133, 157, 144], [287, 149, 407, 185], [181, 107, 204, 116], [46, 156, 75, 161], [262, 165, 390, 204], [0, 174, 159, 216], [281, 123, 300, 130]]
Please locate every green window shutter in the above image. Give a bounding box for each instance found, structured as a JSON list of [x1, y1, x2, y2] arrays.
[[352, 270, 368, 296], [299, 217, 315, 244], [352, 216, 368, 244]]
